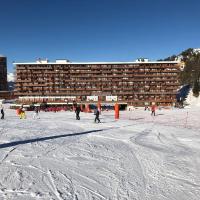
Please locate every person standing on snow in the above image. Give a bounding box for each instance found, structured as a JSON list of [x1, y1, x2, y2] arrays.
[[75, 106, 81, 120], [1, 106, 4, 119], [144, 106, 149, 111], [94, 108, 100, 123], [33, 107, 40, 119], [151, 104, 156, 116]]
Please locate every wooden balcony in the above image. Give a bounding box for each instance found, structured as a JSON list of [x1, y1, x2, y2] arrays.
[[16, 79, 32, 83], [82, 88, 102, 91], [15, 62, 181, 102]]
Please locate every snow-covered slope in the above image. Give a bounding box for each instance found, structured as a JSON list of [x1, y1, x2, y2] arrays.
[[185, 90, 200, 107], [0, 106, 200, 199]]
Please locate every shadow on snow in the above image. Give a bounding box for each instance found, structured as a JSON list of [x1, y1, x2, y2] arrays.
[[0, 129, 105, 149], [0, 122, 139, 149]]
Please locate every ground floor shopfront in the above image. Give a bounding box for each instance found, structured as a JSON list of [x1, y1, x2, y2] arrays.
[[14, 95, 176, 111]]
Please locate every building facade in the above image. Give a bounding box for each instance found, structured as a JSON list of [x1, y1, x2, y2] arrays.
[[14, 60, 181, 106], [0, 55, 8, 91], [0, 55, 11, 100]]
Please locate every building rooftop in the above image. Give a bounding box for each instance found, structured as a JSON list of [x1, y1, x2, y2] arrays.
[[13, 60, 180, 65]]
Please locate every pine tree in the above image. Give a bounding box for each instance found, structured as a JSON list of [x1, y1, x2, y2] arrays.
[[180, 50, 200, 85], [192, 79, 200, 97], [159, 48, 200, 85]]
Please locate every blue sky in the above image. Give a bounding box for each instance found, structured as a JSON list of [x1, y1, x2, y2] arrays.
[[0, 0, 200, 72]]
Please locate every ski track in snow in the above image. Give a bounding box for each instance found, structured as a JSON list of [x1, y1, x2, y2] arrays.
[[0, 147, 17, 164], [0, 107, 200, 199]]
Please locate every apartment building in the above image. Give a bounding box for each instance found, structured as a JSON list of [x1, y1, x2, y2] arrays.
[[14, 59, 181, 107]]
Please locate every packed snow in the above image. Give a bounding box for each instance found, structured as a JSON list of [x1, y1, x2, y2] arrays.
[[0, 105, 200, 200], [186, 90, 200, 107]]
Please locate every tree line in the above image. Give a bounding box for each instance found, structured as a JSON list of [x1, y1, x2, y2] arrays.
[[159, 48, 200, 97]]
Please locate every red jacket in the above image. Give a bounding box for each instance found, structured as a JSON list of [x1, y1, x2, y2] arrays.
[[151, 105, 156, 111]]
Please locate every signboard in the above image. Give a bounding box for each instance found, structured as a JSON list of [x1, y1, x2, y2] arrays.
[[106, 96, 118, 101], [62, 96, 76, 101], [86, 96, 98, 101]]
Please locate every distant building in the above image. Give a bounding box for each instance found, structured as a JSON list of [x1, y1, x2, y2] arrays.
[[0, 55, 14, 100], [14, 59, 181, 107], [0, 55, 8, 91]]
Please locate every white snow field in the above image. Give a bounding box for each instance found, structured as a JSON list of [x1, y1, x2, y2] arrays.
[[186, 90, 200, 107], [0, 106, 200, 200]]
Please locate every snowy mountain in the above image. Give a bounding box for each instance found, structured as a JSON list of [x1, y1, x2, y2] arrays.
[[7, 72, 15, 91], [7, 72, 15, 82], [160, 48, 200, 62], [193, 48, 200, 54]]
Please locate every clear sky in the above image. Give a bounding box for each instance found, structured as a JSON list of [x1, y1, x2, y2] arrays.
[[0, 0, 200, 72]]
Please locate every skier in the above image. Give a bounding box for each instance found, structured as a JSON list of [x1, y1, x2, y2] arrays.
[[19, 106, 26, 119], [75, 106, 81, 120], [151, 104, 156, 116], [94, 108, 100, 123], [33, 106, 40, 119], [1, 106, 4, 119]]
